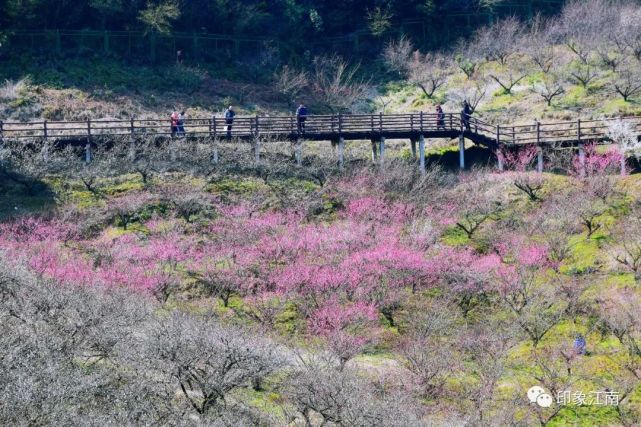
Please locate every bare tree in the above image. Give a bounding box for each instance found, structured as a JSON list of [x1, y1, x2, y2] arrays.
[[488, 57, 530, 95], [131, 311, 284, 417], [274, 65, 308, 109], [532, 74, 565, 106], [382, 36, 413, 78], [611, 63, 641, 102], [447, 78, 488, 114], [310, 55, 370, 113], [472, 16, 523, 66], [554, 0, 612, 64], [609, 214, 641, 280], [458, 320, 518, 425], [454, 39, 483, 79], [568, 60, 600, 88], [398, 298, 459, 399], [408, 51, 450, 99], [284, 362, 422, 427], [525, 13, 556, 73]]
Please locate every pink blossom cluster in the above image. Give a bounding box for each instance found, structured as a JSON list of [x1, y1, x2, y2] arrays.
[[0, 181, 552, 349]]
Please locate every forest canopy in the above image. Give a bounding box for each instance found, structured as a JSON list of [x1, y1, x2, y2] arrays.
[[1, 0, 564, 41]]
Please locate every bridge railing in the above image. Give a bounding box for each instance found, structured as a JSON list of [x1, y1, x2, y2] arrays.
[[497, 116, 641, 146], [0, 113, 462, 140]]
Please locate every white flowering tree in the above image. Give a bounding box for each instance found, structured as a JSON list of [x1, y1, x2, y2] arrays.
[[606, 119, 641, 175]]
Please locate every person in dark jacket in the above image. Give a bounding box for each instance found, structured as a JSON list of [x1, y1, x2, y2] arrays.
[[296, 103, 308, 134], [225, 106, 235, 138], [461, 101, 472, 131], [436, 104, 445, 130], [177, 111, 186, 137]]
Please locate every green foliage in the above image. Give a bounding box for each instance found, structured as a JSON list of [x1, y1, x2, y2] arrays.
[[138, 1, 180, 34]]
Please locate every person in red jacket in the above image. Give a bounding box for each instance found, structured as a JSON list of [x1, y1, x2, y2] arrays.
[[170, 111, 179, 137]]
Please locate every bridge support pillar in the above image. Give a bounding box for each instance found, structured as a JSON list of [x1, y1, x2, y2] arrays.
[[212, 141, 219, 164], [459, 135, 465, 170], [85, 143, 92, 164], [497, 149, 504, 172], [419, 135, 426, 175], [578, 143, 585, 178], [379, 138, 386, 165], [295, 138, 302, 167], [338, 137, 345, 170], [371, 140, 378, 163], [537, 146, 543, 173], [254, 139, 261, 163], [410, 139, 417, 161], [621, 154, 627, 176]]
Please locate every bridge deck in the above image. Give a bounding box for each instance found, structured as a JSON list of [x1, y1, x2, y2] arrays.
[[1, 113, 639, 148]]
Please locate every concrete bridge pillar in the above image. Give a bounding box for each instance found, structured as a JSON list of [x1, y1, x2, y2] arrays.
[[338, 137, 345, 170], [295, 138, 302, 167], [497, 149, 504, 172], [254, 139, 261, 163], [371, 140, 378, 163], [537, 146, 543, 173], [212, 141, 219, 164], [379, 137, 386, 165], [410, 139, 417, 160], [578, 143, 585, 178], [419, 135, 426, 175], [459, 134, 465, 170], [85, 143, 92, 164]]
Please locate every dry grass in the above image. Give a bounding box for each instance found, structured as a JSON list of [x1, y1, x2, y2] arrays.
[[0, 77, 31, 100]]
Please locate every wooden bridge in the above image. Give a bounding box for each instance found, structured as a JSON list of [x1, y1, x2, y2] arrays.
[[1, 112, 638, 171]]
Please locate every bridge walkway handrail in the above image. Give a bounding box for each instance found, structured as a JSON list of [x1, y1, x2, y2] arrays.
[[0, 112, 462, 140], [1, 112, 641, 147]]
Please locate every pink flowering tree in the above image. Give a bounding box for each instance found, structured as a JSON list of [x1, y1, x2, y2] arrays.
[[570, 143, 623, 178], [308, 298, 380, 370]]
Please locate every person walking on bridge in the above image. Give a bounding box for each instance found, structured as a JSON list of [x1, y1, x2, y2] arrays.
[[436, 104, 445, 130], [296, 103, 308, 135], [225, 106, 235, 139], [177, 111, 186, 137], [461, 101, 472, 132], [170, 111, 179, 137]]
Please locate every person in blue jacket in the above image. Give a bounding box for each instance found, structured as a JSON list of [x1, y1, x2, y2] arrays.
[[296, 103, 308, 134], [225, 106, 235, 139], [573, 334, 586, 355]]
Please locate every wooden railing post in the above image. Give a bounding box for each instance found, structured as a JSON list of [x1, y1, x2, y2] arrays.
[[577, 119, 581, 143], [130, 117, 135, 135], [496, 125, 500, 145], [449, 113, 453, 130], [87, 118, 91, 138], [379, 112, 383, 132], [43, 120, 48, 139], [338, 113, 343, 135], [410, 114, 414, 132], [536, 121, 540, 145], [420, 111, 424, 132], [0, 120, 3, 140], [254, 115, 259, 136]]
